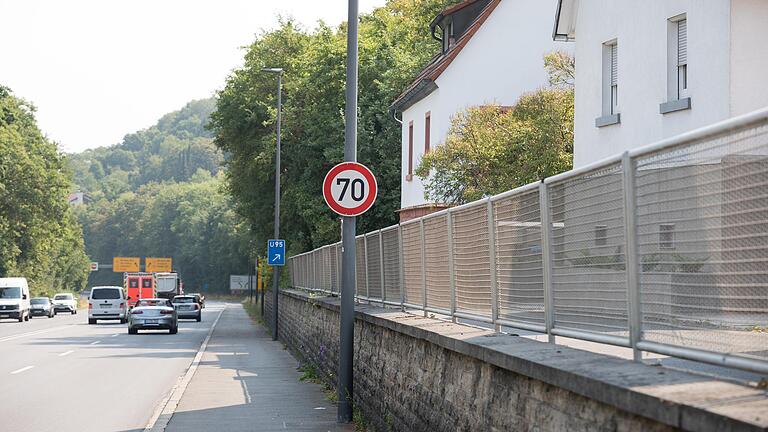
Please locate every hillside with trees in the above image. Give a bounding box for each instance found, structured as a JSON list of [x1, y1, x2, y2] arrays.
[[0, 85, 90, 296], [71, 99, 252, 292]]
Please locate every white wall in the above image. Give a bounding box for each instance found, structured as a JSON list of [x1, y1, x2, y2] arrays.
[[568, 0, 733, 168], [730, 0, 768, 117], [400, 0, 568, 208]]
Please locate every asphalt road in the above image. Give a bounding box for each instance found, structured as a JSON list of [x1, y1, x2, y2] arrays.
[[0, 302, 224, 432]]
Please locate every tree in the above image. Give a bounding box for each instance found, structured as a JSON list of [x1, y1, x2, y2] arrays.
[[416, 51, 575, 205]]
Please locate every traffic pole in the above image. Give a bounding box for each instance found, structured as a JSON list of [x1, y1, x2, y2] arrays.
[[338, 0, 358, 423], [272, 71, 282, 342]]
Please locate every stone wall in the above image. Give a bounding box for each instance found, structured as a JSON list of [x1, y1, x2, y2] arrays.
[[264, 289, 768, 432]]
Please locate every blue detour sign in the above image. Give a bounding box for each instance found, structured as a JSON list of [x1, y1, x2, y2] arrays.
[[268, 239, 286, 266]]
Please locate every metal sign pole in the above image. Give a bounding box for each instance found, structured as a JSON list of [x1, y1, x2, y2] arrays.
[[272, 71, 283, 342], [339, 0, 358, 423]]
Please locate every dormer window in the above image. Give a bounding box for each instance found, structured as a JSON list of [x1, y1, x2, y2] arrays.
[[442, 21, 454, 52]]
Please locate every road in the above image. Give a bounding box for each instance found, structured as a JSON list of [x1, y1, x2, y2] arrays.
[[0, 302, 225, 432]]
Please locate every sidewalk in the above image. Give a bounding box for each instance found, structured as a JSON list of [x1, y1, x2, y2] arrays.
[[164, 304, 353, 432]]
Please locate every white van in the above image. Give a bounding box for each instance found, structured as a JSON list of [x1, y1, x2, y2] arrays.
[[0, 277, 31, 322], [88, 286, 128, 324]]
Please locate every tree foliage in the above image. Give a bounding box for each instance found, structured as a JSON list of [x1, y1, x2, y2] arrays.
[[416, 51, 575, 205], [0, 85, 89, 296], [209, 0, 450, 255]]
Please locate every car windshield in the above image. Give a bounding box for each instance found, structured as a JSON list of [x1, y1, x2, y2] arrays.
[[0, 287, 21, 299], [54, 294, 72, 300], [91, 289, 120, 299], [31, 298, 49, 304], [173, 297, 194, 303], [137, 299, 169, 307]]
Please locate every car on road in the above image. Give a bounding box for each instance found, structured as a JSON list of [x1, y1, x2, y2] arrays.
[[171, 295, 202, 322], [52, 293, 78, 314], [30, 297, 55, 318], [188, 293, 205, 309], [88, 286, 128, 324], [128, 298, 178, 334], [0, 277, 31, 322]]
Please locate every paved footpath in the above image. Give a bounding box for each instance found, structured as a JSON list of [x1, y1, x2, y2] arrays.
[[164, 304, 352, 432]]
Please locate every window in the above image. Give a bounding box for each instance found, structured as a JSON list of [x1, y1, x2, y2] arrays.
[[424, 112, 431, 153], [661, 15, 690, 114], [596, 40, 620, 127], [659, 224, 675, 249], [595, 225, 608, 246], [407, 121, 414, 181]]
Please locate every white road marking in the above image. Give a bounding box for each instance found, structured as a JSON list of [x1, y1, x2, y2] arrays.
[[10, 366, 34, 375], [58, 350, 75, 357], [144, 306, 226, 432], [89, 340, 100, 345], [111, 333, 119, 337], [0, 326, 70, 343]]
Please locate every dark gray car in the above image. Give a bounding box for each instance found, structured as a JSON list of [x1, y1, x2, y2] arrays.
[[128, 298, 177, 334]]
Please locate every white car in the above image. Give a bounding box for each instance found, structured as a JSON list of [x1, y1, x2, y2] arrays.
[[88, 286, 128, 324], [0, 278, 31, 322], [52, 293, 77, 315]]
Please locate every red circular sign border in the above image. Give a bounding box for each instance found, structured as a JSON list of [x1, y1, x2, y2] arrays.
[[323, 162, 378, 217]]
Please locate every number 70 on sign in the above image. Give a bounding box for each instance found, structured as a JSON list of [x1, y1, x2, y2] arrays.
[[323, 162, 378, 217]]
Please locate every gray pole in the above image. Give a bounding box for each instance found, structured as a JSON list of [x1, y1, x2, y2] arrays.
[[272, 71, 283, 342], [338, 0, 358, 423]]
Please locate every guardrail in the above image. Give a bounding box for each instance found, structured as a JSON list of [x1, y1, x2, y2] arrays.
[[288, 107, 768, 374]]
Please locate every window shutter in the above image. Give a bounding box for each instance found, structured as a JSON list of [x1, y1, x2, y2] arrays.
[[610, 44, 618, 86], [677, 19, 687, 66]]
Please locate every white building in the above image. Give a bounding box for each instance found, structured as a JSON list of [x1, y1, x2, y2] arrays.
[[391, 0, 568, 221], [553, 0, 768, 168]]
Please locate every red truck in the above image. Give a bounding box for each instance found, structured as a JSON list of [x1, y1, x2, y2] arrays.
[[124, 273, 156, 307]]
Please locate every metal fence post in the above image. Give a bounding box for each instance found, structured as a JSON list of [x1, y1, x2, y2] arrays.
[[487, 198, 500, 332], [622, 152, 643, 362], [379, 229, 385, 304], [336, 243, 342, 295], [539, 182, 556, 344], [363, 235, 370, 299], [447, 209, 456, 323], [420, 218, 427, 317], [398, 224, 405, 310]]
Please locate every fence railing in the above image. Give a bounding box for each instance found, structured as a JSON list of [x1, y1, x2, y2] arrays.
[[288, 107, 768, 374]]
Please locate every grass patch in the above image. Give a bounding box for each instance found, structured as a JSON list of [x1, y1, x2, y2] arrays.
[[298, 362, 321, 384], [242, 298, 263, 324], [353, 406, 368, 432]]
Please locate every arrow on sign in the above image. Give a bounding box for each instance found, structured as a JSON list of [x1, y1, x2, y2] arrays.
[[272, 254, 282, 262]]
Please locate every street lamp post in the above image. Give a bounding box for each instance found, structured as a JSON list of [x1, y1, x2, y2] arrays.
[[262, 67, 283, 342]]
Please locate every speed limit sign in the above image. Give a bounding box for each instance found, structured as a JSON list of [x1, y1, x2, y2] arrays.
[[323, 162, 377, 216]]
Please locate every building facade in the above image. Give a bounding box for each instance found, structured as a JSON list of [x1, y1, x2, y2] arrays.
[[553, 0, 768, 167], [392, 0, 568, 221]]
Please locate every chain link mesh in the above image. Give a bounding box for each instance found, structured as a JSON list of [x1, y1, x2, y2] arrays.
[[549, 163, 629, 338], [381, 226, 401, 303], [366, 233, 383, 301], [355, 236, 367, 297], [453, 204, 492, 316], [493, 188, 545, 328], [635, 123, 768, 360], [424, 215, 451, 311], [401, 221, 423, 307]]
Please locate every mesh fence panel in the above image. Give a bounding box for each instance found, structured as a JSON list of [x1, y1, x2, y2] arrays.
[[401, 221, 423, 307], [549, 163, 629, 338], [366, 233, 383, 301], [424, 215, 451, 311], [453, 203, 492, 316], [330, 244, 339, 293], [355, 236, 367, 297], [381, 226, 401, 303], [493, 188, 546, 328], [635, 122, 768, 360]]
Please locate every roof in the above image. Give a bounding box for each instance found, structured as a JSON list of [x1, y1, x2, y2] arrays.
[[552, 0, 578, 41], [391, 0, 502, 113]]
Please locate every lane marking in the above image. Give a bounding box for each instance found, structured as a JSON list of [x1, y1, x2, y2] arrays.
[[10, 366, 34, 375], [0, 326, 72, 343], [111, 333, 119, 337], [58, 350, 75, 357], [90, 340, 100, 345], [144, 305, 226, 432]]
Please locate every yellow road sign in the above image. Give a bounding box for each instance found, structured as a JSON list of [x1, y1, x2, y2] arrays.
[[146, 257, 172, 273], [113, 257, 140, 272]]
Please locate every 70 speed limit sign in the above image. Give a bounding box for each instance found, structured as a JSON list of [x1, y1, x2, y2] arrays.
[[323, 162, 377, 216]]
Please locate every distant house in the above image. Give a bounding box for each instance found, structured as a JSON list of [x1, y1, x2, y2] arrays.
[[391, 0, 568, 221], [553, 0, 768, 167], [67, 191, 92, 206]]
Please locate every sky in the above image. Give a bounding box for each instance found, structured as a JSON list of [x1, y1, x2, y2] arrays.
[[0, 0, 387, 153]]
